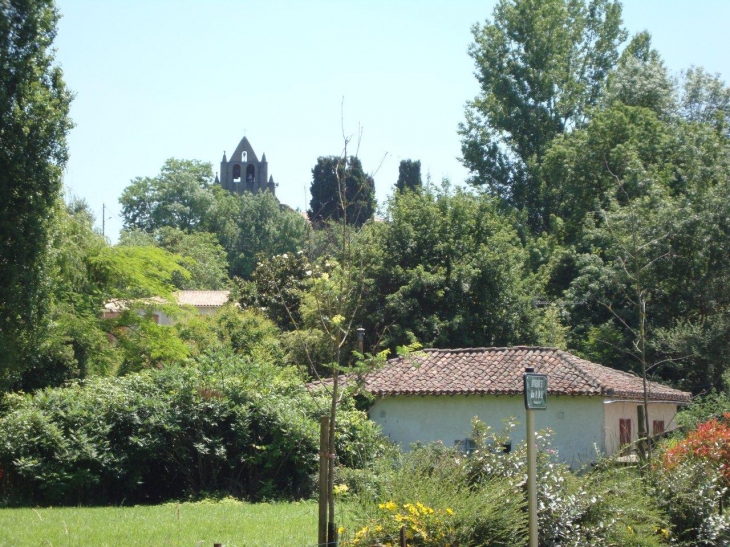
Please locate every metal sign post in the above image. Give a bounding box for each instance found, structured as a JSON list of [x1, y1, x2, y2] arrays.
[[524, 368, 547, 547]]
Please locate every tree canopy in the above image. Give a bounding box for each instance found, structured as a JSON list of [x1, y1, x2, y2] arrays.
[[308, 156, 375, 228], [0, 0, 73, 390], [395, 159, 422, 193], [459, 0, 626, 233]]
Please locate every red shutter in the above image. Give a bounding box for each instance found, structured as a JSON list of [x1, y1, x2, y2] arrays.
[[620, 418, 632, 446], [653, 420, 665, 435]]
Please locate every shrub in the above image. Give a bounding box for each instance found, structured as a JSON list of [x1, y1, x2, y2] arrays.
[[343, 419, 667, 547], [0, 352, 378, 506], [654, 415, 730, 545], [342, 442, 526, 547], [653, 456, 729, 546], [464, 418, 666, 547], [663, 413, 730, 485]]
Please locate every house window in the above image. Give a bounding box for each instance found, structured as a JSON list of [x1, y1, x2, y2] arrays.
[[454, 438, 476, 455], [619, 418, 632, 447], [653, 420, 665, 435], [454, 438, 510, 455]]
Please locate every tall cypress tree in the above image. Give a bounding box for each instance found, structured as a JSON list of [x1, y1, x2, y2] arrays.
[[308, 155, 375, 228], [0, 0, 73, 390], [395, 159, 422, 193]]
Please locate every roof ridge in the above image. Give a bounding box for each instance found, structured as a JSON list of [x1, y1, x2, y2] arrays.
[[421, 346, 564, 354]]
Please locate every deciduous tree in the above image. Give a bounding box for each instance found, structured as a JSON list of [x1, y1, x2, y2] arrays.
[[459, 0, 626, 233]]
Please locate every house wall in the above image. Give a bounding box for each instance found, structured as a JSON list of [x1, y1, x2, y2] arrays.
[[370, 394, 606, 467], [155, 311, 175, 326], [196, 306, 219, 317], [603, 401, 680, 455]]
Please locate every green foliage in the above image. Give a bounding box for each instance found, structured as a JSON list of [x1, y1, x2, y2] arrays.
[[120, 227, 230, 290], [0, 357, 315, 505], [358, 183, 540, 350], [308, 156, 375, 228], [90, 245, 191, 300], [119, 160, 308, 280], [654, 443, 730, 545], [208, 189, 309, 279], [605, 32, 675, 115], [286, 256, 374, 375], [236, 251, 310, 331], [119, 159, 214, 233], [20, 303, 120, 390], [395, 159, 422, 193], [0, 332, 384, 506], [460, 0, 626, 233], [0, 0, 74, 390], [346, 420, 667, 547], [12, 200, 120, 391], [208, 305, 283, 361], [676, 388, 730, 430], [540, 101, 674, 244], [114, 313, 190, 374], [344, 442, 526, 547]]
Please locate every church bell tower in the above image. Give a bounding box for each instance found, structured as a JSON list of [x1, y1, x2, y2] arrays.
[[217, 136, 277, 196]]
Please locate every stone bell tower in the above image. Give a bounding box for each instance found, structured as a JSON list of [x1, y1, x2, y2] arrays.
[[216, 136, 277, 196]]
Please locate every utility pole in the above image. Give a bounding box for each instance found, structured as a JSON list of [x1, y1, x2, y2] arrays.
[[102, 203, 105, 238]]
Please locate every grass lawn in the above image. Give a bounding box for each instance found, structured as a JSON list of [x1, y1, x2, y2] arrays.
[[0, 498, 354, 547]]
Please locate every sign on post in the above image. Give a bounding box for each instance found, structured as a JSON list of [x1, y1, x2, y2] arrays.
[[524, 373, 548, 410], [524, 369, 547, 547]]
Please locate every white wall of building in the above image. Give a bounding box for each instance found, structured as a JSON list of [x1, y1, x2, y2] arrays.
[[370, 394, 606, 467]]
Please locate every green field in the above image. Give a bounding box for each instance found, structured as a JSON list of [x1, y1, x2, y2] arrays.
[[0, 499, 353, 547]]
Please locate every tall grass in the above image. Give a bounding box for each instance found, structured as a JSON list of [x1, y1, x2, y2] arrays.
[[0, 499, 349, 547]]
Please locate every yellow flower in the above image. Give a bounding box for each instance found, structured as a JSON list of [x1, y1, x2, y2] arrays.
[[338, 526, 345, 535], [446, 508, 454, 515], [379, 500, 397, 512]]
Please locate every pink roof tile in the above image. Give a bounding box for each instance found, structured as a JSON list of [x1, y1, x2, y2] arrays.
[[175, 290, 230, 307], [361, 346, 691, 403]]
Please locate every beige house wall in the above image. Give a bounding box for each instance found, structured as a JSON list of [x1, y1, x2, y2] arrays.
[[603, 400, 681, 455]]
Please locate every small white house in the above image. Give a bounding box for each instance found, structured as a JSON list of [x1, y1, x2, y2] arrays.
[[102, 290, 230, 325], [361, 347, 691, 467]]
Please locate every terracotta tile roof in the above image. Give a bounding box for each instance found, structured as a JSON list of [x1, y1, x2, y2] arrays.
[[175, 290, 230, 307], [103, 297, 167, 313], [362, 346, 691, 403]]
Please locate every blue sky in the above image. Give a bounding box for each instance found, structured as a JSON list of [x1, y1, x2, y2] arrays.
[[54, 1, 730, 242]]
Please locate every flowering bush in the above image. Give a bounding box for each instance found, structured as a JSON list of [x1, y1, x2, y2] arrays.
[[654, 415, 730, 545], [662, 413, 730, 485], [341, 501, 457, 547]]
